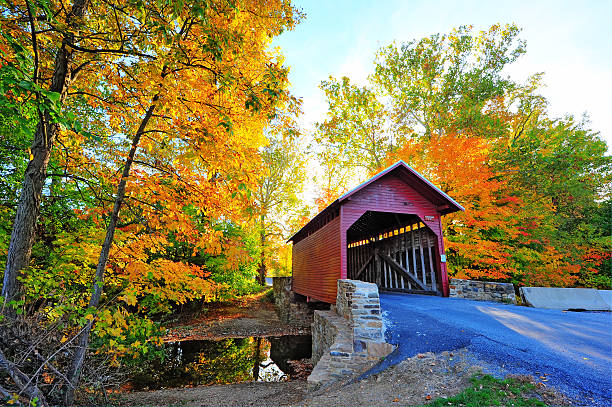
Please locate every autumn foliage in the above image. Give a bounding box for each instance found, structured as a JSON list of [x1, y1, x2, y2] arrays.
[[389, 133, 523, 281]]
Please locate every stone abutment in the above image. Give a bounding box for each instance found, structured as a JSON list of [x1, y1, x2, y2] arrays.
[[308, 279, 394, 390]]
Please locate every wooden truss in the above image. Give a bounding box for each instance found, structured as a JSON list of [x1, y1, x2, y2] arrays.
[[347, 220, 439, 295]]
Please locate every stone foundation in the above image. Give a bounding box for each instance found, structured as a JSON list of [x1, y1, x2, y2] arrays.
[[272, 276, 321, 326], [308, 279, 394, 390], [311, 310, 350, 365], [449, 278, 516, 304]]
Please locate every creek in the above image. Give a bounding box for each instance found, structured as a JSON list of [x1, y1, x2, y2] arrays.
[[130, 335, 311, 390]]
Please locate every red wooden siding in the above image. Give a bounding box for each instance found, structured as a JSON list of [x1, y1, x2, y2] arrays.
[[339, 172, 449, 296], [291, 216, 341, 303]]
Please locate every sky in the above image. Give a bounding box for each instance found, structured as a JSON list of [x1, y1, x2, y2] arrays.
[[270, 0, 612, 156]]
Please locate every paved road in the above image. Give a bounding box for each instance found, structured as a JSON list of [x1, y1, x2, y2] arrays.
[[372, 293, 612, 407]]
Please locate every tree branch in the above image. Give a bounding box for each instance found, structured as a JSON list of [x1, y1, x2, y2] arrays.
[[25, 0, 39, 85], [0, 348, 48, 407], [64, 41, 156, 60]]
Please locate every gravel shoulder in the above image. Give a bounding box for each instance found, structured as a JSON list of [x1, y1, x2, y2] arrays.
[[304, 349, 569, 407], [303, 350, 478, 406]]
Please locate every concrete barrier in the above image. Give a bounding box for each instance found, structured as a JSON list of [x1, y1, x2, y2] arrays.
[[520, 287, 612, 311], [596, 290, 612, 309]]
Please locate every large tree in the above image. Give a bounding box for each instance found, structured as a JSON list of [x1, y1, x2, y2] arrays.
[[314, 24, 528, 195], [314, 76, 394, 174], [372, 24, 525, 139], [313, 23, 611, 287], [0, 0, 301, 404], [1, 0, 91, 305], [253, 115, 308, 284]]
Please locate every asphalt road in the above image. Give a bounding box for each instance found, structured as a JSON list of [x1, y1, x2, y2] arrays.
[[370, 293, 612, 407]]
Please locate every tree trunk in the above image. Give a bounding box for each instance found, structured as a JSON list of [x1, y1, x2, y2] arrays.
[[258, 215, 266, 286], [252, 337, 262, 380], [1, 0, 90, 307], [63, 97, 158, 405]]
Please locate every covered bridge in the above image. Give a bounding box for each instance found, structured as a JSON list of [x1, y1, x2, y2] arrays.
[[288, 161, 464, 303]]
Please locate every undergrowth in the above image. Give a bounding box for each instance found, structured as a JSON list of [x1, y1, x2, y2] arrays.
[[426, 374, 548, 407]]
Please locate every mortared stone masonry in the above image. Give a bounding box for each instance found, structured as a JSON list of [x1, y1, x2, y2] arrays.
[[308, 279, 394, 389]]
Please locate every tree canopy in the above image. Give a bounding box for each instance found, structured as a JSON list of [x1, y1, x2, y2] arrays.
[[314, 24, 611, 289]]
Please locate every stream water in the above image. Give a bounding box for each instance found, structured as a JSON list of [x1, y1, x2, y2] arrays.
[[130, 335, 311, 390]]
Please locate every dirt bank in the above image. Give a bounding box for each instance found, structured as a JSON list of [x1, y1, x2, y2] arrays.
[[117, 381, 307, 406], [163, 291, 309, 341]]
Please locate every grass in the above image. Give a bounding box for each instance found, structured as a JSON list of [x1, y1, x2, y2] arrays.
[[426, 374, 548, 407]]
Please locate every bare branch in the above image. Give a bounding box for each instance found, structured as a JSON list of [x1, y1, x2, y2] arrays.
[[0, 348, 48, 407]]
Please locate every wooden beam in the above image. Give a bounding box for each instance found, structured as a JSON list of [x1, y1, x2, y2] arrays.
[[354, 253, 374, 280], [426, 231, 437, 292], [356, 242, 362, 280], [378, 252, 427, 291], [418, 225, 427, 286], [410, 223, 418, 285], [392, 231, 399, 289], [376, 248, 382, 287], [402, 225, 408, 290]]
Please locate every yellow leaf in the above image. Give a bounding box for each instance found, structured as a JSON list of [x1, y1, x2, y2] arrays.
[[121, 292, 138, 306]]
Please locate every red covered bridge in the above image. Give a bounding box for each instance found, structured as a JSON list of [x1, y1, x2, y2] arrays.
[[288, 161, 464, 303]]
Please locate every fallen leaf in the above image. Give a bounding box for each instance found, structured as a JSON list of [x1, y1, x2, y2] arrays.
[[425, 395, 431, 400], [393, 398, 399, 402]]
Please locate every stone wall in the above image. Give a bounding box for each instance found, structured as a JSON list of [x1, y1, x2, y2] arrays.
[[449, 278, 516, 304], [311, 310, 344, 365], [308, 279, 394, 390], [335, 279, 384, 343], [272, 276, 316, 326]]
